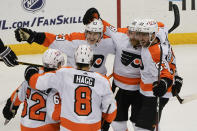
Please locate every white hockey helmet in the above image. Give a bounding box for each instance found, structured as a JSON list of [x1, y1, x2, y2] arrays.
[[85, 19, 103, 33], [42, 49, 65, 68], [137, 19, 158, 34], [75, 44, 93, 64], [128, 19, 139, 32]]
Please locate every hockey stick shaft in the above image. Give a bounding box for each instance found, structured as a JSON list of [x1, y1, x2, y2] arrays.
[[171, 93, 197, 104], [155, 44, 163, 131], [168, 4, 180, 33], [0, 59, 43, 67], [101, 87, 119, 128], [167, 4, 185, 104]]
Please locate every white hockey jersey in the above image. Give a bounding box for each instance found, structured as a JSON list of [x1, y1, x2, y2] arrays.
[[140, 39, 174, 98], [10, 69, 61, 131], [103, 20, 141, 91], [29, 67, 117, 131], [42, 32, 115, 75]]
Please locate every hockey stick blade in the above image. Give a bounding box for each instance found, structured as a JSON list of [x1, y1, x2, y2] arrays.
[[0, 59, 43, 67], [181, 93, 197, 104], [175, 93, 184, 104], [168, 4, 180, 33], [171, 93, 197, 104]]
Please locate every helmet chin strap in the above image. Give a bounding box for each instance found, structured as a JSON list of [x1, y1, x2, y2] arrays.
[[147, 32, 156, 47]]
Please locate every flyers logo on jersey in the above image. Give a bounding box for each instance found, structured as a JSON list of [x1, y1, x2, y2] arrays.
[[121, 51, 141, 68], [92, 55, 104, 68], [22, 0, 45, 13]]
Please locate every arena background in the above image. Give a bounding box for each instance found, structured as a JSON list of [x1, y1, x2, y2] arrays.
[[0, 0, 197, 55]]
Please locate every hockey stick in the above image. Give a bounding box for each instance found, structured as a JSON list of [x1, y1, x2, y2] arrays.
[[171, 93, 197, 104], [101, 87, 119, 128], [168, 4, 180, 33], [180, 93, 197, 104], [167, 4, 185, 104], [4, 90, 19, 125], [0, 59, 43, 67], [175, 91, 184, 104], [155, 44, 163, 131]]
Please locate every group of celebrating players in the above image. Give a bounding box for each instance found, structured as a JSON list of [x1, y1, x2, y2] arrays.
[[0, 8, 183, 131]]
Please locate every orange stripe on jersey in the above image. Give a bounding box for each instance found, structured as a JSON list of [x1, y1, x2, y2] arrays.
[[117, 28, 128, 34], [29, 69, 58, 90], [148, 43, 173, 80], [20, 123, 60, 131], [29, 73, 42, 90], [29, 67, 71, 91], [103, 34, 110, 39], [65, 32, 86, 41], [60, 117, 101, 131], [148, 43, 161, 63], [102, 19, 128, 35], [11, 86, 22, 106], [140, 80, 172, 92], [102, 20, 110, 33], [52, 93, 61, 121], [113, 73, 140, 85], [102, 109, 117, 123], [42, 33, 56, 47]]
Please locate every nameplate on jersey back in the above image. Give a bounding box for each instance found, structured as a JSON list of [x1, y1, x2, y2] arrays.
[[74, 75, 95, 87]]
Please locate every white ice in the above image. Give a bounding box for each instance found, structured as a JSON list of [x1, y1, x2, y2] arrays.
[[0, 44, 197, 131]]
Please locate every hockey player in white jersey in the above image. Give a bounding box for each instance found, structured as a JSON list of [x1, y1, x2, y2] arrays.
[[129, 19, 175, 131], [83, 8, 142, 131], [24, 44, 117, 131], [155, 22, 183, 98], [0, 38, 18, 67], [2, 48, 64, 131], [14, 19, 115, 75]]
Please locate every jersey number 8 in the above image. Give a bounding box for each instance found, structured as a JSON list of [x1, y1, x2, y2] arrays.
[[74, 86, 92, 116]]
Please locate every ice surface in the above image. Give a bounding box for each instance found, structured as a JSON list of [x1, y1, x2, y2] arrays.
[[0, 44, 197, 131]]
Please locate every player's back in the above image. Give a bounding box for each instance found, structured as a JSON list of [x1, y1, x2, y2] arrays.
[[19, 81, 60, 131], [53, 67, 116, 131]]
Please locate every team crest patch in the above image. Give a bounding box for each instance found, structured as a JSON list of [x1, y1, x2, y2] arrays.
[[22, 0, 45, 13]]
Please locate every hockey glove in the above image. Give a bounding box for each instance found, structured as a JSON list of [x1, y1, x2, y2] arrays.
[[0, 39, 18, 67], [83, 7, 100, 25], [14, 28, 45, 44], [172, 76, 183, 96], [153, 78, 171, 97], [24, 65, 39, 83], [3, 98, 19, 120]]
